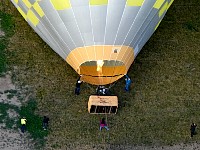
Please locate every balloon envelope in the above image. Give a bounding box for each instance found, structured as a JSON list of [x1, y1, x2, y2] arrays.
[[11, 0, 174, 85]]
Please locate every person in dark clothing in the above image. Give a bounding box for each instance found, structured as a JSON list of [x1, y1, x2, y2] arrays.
[[75, 76, 83, 95], [190, 123, 197, 137], [96, 86, 108, 95], [42, 116, 49, 130]]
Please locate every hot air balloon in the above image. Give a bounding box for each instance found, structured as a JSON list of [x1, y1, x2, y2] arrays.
[[10, 0, 174, 114]]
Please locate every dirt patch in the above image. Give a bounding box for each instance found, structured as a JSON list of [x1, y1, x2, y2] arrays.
[[0, 19, 5, 37], [0, 74, 33, 150], [106, 143, 200, 150], [7, 108, 19, 119], [0, 74, 15, 92], [0, 30, 5, 37], [0, 20, 5, 37], [0, 74, 21, 107], [0, 129, 33, 150]]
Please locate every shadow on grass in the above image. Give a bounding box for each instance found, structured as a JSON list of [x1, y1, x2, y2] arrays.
[[19, 99, 48, 148], [183, 21, 199, 32]]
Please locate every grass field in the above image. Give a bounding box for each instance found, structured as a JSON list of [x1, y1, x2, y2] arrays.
[[1, 0, 200, 149]]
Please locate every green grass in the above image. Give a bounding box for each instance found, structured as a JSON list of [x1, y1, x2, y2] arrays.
[[0, 90, 48, 148], [4, 89, 18, 94], [0, 11, 14, 75], [0, 10, 17, 129], [0, 38, 7, 74], [0, 98, 48, 148], [1, 0, 200, 149], [19, 99, 48, 148], [0, 11, 14, 37], [0, 103, 19, 129]]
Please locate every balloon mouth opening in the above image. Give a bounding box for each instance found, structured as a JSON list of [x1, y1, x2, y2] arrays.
[[79, 60, 126, 85]]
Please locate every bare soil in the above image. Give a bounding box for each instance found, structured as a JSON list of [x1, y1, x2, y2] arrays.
[[0, 74, 34, 150]]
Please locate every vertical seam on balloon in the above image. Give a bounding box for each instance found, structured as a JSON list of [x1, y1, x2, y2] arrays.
[[88, 3, 96, 62], [71, 3, 92, 76], [119, 47, 132, 74], [32, 24, 57, 57], [102, 1, 109, 64], [121, 1, 147, 49], [112, 1, 128, 79], [111, 4, 125, 48], [128, 5, 155, 47], [40, 1, 76, 57], [70, 2, 90, 63], [29, 2, 68, 59], [159, 1, 168, 17], [119, 6, 143, 69], [129, 0, 166, 47], [43, 14, 72, 57], [71, 2, 89, 75], [126, 0, 167, 59], [118, 1, 145, 71], [37, 21, 70, 60], [113, 1, 128, 45], [41, 16, 78, 66], [134, 13, 165, 59], [39, 5, 78, 64], [124, 3, 164, 68], [42, 20, 70, 57], [123, 47, 134, 71], [53, 7, 89, 74], [131, 7, 160, 48], [51, 9, 78, 53], [101, 2, 109, 85], [108, 1, 127, 84], [121, 0, 159, 69], [26, 3, 66, 58], [56, 10, 77, 52]]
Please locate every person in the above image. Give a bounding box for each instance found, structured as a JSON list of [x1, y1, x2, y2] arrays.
[[100, 118, 109, 131], [42, 116, 49, 130], [190, 123, 197, 137], [75, 76, 83, 95], [21, 117, 27, 133], [125, 74, 132, 91], [96, 86, 109, 95]]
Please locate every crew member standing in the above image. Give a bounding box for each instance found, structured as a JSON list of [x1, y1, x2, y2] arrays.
[[21, 117, 27, 133], [190, 123, 197, 137], [75, 76, 83, 95], [42, 116, 49, 130], [125, 75, 132, 91]]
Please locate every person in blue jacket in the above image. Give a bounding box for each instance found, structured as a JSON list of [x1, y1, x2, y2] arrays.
[[125, 75, 132, 91]]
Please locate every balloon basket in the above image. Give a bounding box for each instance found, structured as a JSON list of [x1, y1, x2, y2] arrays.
[[88, 95, 118, 114]]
